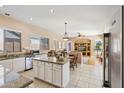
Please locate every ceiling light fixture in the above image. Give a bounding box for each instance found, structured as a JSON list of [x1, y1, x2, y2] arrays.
[[50, 9, 54, 14], [30, 18, 32, 21], [63, 22, 69, 41]]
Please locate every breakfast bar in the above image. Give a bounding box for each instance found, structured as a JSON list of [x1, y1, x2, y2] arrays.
[[33, 56, 70, 87]]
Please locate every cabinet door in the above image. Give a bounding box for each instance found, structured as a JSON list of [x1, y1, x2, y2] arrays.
[[53, 69, 62, 86], [0, 59, 13, 71], [38, 62, 44, 80], [33, 65, 38, 77], [44, 63, 52, 83], [33, 60, 38, 77], [53, 64, 62, 86], [13, 57, 25, 72]]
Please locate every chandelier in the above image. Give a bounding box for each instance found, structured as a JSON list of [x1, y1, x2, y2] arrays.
[[63, 22, 69, 41]]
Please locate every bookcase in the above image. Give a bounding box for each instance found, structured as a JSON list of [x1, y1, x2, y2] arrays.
[[74, 39, 91, 56]]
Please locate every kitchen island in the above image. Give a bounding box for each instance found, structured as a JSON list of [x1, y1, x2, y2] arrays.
[[0, 65, 33, 88], [33, 56, 70, 88]]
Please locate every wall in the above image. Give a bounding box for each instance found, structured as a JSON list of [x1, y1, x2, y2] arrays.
[[0, 15, 63, 52], [104, 7, 122, 88]]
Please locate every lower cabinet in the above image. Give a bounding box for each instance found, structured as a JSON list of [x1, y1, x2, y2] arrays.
[[53, 64, 62, 86], [13, 57, 25, 72], [0, 59, 13, 71], [33, 60, 70, 87], [33, 61, 38, 77], [37, 61, 44, 80], [44, 63, 52, 83]]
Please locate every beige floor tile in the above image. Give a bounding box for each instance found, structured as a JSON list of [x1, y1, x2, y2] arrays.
[[65, 83, 76, 88], [88, 83, 102, 88], [76, 80, 89, 88]]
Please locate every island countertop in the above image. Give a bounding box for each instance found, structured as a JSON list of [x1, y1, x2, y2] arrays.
[[33, 56, 69, 65], [0, 65, 33, 88]]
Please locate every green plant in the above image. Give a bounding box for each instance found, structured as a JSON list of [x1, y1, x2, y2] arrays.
[[94, 41, 102, 57]]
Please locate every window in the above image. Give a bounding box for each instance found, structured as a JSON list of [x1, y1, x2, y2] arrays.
[[30, 38, 40, 50], [30, 36, 49, 50], [40, 37, 49, 50]]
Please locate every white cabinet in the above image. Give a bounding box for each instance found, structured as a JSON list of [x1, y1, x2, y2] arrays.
[[33, 59, 70, 87], [13, 57, 25, 72], [0, 59, 13, 71], [53, 64, 62, 86], [44, 63, 52, 83], [33, 60, 38, 77], [37, 61, 44, 80], [62, 62, 70, 87]]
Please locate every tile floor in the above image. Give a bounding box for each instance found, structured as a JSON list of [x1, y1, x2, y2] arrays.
[[20, 62, 103, 88]]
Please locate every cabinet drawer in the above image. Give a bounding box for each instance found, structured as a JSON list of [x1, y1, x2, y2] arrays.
[[45, 62, 52, 67], [38, 61, 44, 65], [53, 64, 62, 69], [33, 60, 37, 66]]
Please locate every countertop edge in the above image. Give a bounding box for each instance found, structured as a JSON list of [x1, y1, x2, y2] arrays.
[[0, 76, 33, 88], [33, 58, 69, 65]]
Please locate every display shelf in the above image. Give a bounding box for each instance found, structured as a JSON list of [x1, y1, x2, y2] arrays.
[[74, 39, 91, 56]]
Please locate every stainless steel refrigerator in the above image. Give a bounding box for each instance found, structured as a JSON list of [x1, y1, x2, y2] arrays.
[[103, 7, 122, 88]]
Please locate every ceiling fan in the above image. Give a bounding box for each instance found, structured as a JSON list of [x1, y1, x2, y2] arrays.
[[62, 22, 85, 40], [77, 32, 85, 37], [68, 32, 85, 39]]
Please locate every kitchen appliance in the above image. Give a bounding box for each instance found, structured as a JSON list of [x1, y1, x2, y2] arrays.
[[31, 50, 40, 55], [103, 33, 111, 87], [25, 56, 33, 70]]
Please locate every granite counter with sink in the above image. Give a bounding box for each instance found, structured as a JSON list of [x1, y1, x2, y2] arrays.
[[0, 65, 33, 88], [0, 52, 33, 61]]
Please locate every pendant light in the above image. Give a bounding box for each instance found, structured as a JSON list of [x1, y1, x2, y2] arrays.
[[63, 22, 69, 41]]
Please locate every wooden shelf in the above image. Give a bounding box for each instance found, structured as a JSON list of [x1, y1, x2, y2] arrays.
[[74, 39, 91, 56]]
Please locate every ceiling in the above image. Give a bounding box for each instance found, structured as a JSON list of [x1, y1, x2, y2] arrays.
[[0, 5, 120, 36]]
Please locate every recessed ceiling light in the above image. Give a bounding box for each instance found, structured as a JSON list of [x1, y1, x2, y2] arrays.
[[50, 9, 54, 14], [30, 18, 32, 21]]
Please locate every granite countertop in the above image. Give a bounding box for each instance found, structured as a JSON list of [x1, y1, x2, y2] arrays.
[[33, 55, 69, 65], [0, 54, 33, 61], [0, 65, 33, 88], [0, 52, 46, 61]]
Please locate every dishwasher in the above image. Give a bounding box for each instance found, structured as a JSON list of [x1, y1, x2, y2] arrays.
[[25, 56, 33, 71]]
